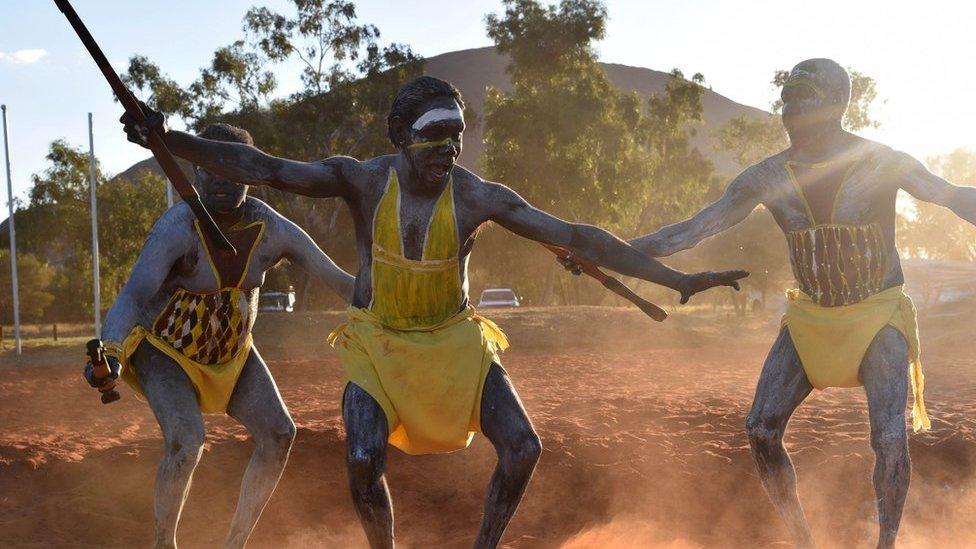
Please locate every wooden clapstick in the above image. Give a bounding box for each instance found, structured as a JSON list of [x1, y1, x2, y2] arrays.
[[86, 339, 121, 404], [542, 244, 668, 321]]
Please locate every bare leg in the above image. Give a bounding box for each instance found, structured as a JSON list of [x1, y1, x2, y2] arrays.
[[475, 364, 543, 549], [860, 326, 911, 549], [133, 341, 206, 549], [223, 347, 297, 548], [343, 383, 394, 549], [745, 328, 815, 548]]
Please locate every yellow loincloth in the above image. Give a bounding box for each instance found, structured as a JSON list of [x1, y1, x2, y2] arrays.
[[781, 285, 929, 431], [328, 306, 509, 455], [117, 325, 252, 414]]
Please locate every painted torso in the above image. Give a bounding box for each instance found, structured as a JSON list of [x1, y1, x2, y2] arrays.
[[132, 198, 299, 343], [335, 155, 494, 311], [752, 140, 904, 305], [151, 219, 264, 364]]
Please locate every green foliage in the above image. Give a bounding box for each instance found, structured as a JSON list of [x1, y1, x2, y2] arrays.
[[97, 172, 169, 300], [900, 149, 976, 260], [244, 0, 379, 97], [122, 0, 417, 131], [481, 0, 715, 305], [636, 70, 717, 232], [486, 0, 607, 85], [117, 1, 422, 309], [13, 140, 167, 321], [715, 115, 787, 170], [124, 56, 194, 119], [0, 251, 55, 323]]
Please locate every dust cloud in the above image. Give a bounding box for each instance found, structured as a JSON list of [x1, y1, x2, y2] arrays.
[[2, 307, 976, 547]]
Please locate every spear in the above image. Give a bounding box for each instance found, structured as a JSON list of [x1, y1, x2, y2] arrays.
[[53, 0, 236, 255]]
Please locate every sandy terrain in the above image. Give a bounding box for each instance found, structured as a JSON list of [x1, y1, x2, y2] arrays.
[[2, 306, 975, 548]]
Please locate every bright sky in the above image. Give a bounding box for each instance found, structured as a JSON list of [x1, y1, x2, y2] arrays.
[[2, 0, 974, 221]]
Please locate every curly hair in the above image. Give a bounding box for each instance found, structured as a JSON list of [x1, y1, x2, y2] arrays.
[[198, 123, 254, 145]]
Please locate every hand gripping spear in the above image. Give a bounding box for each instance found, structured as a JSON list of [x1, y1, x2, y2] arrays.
[[542, 244, 668, 321], [53, 0, 236, 255]]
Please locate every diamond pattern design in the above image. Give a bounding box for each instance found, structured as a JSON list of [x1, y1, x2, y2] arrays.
[[152, 287, 249, 365]]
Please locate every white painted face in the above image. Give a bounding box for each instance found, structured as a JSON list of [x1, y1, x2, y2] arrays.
[[411, 104, 464, 132]]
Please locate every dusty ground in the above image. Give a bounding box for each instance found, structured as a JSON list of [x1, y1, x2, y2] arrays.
[[2, 306, 976, 548]]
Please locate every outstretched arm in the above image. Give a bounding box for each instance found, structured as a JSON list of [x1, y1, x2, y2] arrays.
[[101, 210, 192, 348], [485, 182, 747, 300], [121, 105, 354, 198], [277, 215, 356, 302], [629, 167, 764, 257], [166, 131, 354, 198], [896, 151, 976, 225]]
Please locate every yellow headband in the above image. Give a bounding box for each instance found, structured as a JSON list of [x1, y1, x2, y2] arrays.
[[407, 137, 459, 150]]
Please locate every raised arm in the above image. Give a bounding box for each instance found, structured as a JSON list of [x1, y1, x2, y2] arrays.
[[101, 209, 193, 348], [485, 182, 747, 301], [275, 213, 356, 302], [630, 166, 764, 257], [895, 151, 976, 226], [120, 104, 354, 198]]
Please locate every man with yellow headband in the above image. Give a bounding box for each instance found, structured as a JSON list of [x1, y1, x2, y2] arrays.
[[89, 123, 354, 548], [121, 76, 746, 548], [626, 58, 976, 548]]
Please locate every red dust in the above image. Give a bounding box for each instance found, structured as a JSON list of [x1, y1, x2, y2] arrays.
[[1, 307, 975, 548]]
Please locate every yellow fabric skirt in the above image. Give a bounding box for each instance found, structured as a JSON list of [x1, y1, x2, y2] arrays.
[[118, 325, 253, 414], [781, 285, 929, 431], [328, 306, 509, 455]]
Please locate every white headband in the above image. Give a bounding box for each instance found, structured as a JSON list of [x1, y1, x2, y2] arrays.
[[412, 105, 463, 131]]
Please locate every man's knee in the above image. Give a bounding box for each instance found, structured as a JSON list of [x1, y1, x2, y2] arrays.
[[347, 445, 384, 487], [259, 417, 297, 459], [500, 429, 542, 473], [871, 424, 908, 455], [163, 422, 205, 466], [745, 413, 784, 448]]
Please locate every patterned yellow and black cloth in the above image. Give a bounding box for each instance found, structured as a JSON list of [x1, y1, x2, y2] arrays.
[[151, 287, 250, 365], [116, 219, 265, 413]]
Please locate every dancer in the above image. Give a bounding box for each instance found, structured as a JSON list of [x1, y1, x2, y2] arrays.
[[87, 123, 354, 548], [626, 59, 976, 547], [121, 76, 747, 548]]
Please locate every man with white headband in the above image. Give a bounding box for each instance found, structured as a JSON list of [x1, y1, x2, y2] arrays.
[[122, 75, 747, 548]]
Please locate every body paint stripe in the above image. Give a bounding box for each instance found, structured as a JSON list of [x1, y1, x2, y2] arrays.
[[411, 106, 463, 131]]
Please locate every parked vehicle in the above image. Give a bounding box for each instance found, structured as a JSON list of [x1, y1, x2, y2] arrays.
[[258, 288, 296, 313], [477, 288, 521, 308]]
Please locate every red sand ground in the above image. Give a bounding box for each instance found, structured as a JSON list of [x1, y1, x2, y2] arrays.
[[2, 306, 975, 548]]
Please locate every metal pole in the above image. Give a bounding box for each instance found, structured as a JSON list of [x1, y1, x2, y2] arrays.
[[88, 113, 101, 338], [166, 182, 173, 208], [1, 105, 21, 355]]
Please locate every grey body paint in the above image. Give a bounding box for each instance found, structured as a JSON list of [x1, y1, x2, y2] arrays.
[[630, 59, 976, 548], [342, 364, 541, 549], [101, 196, 352, 548], [130, 91, 745, 548]]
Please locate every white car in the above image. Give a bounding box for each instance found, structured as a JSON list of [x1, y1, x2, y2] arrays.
[[258, 289, 296, 313], [478, 288, 521, 308]]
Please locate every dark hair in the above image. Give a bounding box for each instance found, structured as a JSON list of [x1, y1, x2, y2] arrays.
[[199, 123, 254, 145], [387, 76, 465, 146]]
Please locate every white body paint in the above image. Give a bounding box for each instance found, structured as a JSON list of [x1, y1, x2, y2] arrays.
[[412, 105, 464, 131]]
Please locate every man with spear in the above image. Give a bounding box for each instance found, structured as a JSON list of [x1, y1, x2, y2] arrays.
[[121, 75, 747, 548]]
